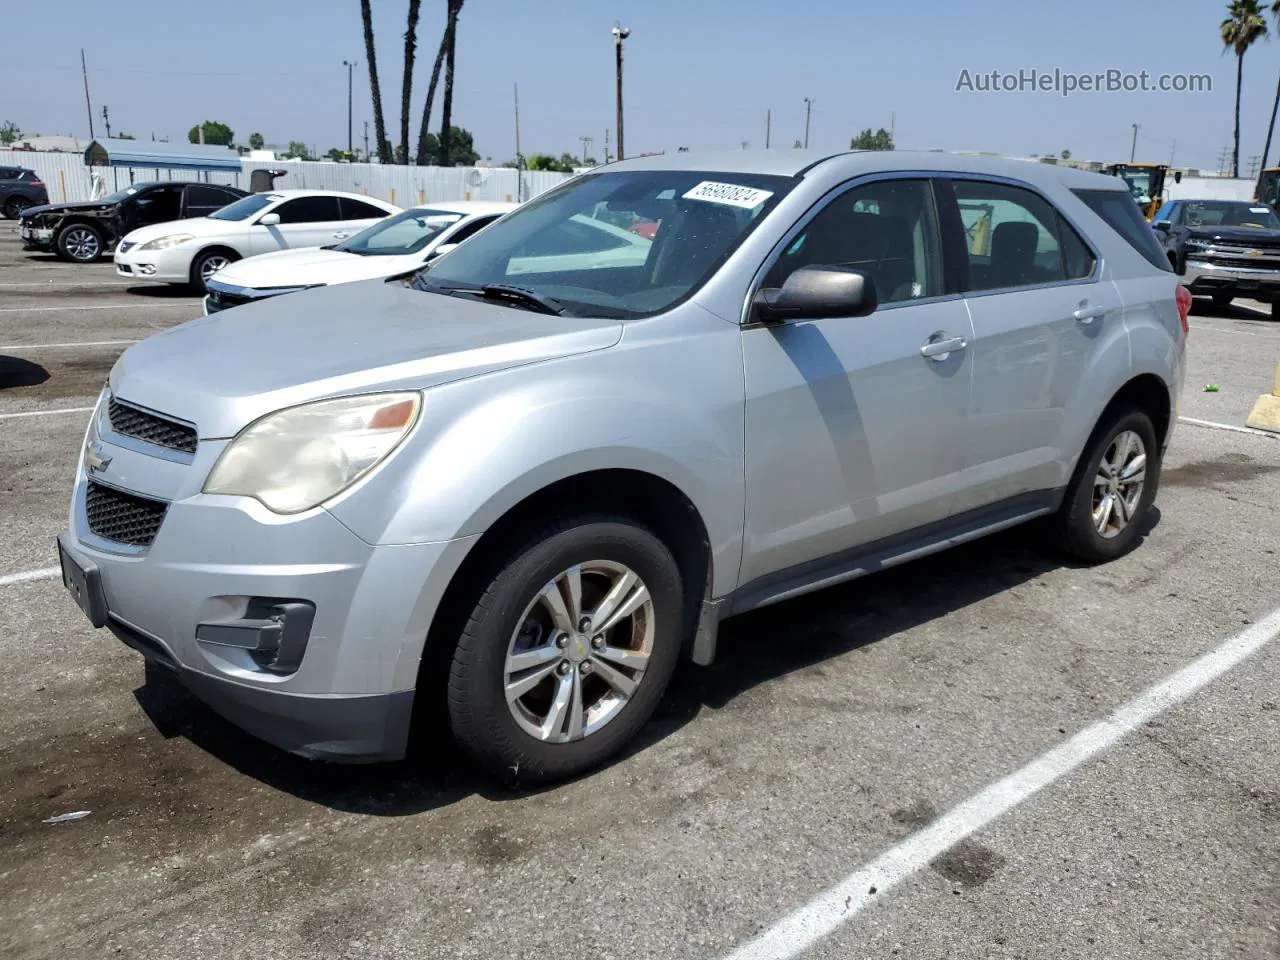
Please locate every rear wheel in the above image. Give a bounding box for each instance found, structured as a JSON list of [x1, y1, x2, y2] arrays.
[[447, 517, 683, 784], [1055, 407, 1159, 563], [190, 248, 239, 292], [3, 196, 31, 219], [1212, 293, 1234, 307], [56, 224, 103, 262]]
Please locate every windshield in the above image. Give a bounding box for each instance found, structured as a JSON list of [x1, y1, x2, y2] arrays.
[[416, 169, 793, 318], [335, 207, 465, 256], [1118, 170, 1155, 204], [209, 193, 279, 221], [1184, 200, 1280, 229], [102, 186, 142, 204]]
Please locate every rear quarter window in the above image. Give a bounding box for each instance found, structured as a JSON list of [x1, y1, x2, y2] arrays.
[[1072, 188, 1173, 273]]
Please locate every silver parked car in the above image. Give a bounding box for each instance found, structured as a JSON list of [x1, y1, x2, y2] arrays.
[[58, 150, 1188, 782]]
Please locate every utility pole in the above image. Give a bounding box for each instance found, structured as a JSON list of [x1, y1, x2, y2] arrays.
[[579, 135, 593, 165], [1169, 140, 1176, 168], [101, 105, 111, 138], [363, 120, 370, 162], [1248, 154, 1262, 180], [513, 83, 523, 200], [803, 97, 814, 149], [765, 109, 771, 149], [81, 48, 95, 139], [604, 128, 611, 164], [1129, 123, 1139, 163], [741, 140, 749, 150], [613, 23, 630, 161], [343, 60, 357, 156], [1217, 144, 1232, 176]]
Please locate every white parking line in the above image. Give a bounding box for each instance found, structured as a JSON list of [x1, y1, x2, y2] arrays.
[[0, 567, 60, 587], [0, 406, 94, 420], [1188, 324, 1275, 337], [0, 339, 139, 350], [1178, 416, 1277, 438], [723, 603, 1280, 960], [0, 304, 142, 314]]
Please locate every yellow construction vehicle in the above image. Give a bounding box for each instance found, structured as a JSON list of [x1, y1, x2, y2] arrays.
[[1104, 162, 1181, 221], [1255, 167, 1280, 210]]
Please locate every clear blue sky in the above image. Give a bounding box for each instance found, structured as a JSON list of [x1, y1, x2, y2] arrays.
[[8, 0, 1280, 172]]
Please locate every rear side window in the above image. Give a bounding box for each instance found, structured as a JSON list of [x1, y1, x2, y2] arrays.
[[0, 168, 17, 180], [274, 195, 342, 223], [1073, 188, 1173, 272], [339, 197, 391, 220], [952, 180, 1079, 290], [445, 214, 500, 245]]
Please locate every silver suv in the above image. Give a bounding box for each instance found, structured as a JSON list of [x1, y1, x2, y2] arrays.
[[57, 151, 1187, 782]]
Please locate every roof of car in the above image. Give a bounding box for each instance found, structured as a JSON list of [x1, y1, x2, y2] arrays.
[[596, 149, 1128, 191], [264, 188, 400, 205], [407, 200, 518, 215]]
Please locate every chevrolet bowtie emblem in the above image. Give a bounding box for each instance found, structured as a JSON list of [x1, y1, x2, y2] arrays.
[[84, 443, 112, 474]]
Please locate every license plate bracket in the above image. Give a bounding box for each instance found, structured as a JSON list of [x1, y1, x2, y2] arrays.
[[57, 537, 108, 628]]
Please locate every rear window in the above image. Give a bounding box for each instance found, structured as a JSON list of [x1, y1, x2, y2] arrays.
[[1073, 188, 1172, 272]]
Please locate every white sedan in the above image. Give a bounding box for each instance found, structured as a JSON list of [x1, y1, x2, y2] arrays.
[[114, 189, 401, 292], [204, 200, 516, 314]]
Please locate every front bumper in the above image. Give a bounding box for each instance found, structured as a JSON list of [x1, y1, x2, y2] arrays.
[[114, 244, 194, 283], [204, 279, 310, 315], [20, 222, 54, 251], [1182, 257, 1280, 299], [58, 404, 476, 761]]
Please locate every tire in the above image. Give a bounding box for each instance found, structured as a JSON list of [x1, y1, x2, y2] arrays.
[[1272, 300, 1280, 321], [55, 223, 104, 263], [190, 248, 239, 293], [447, 517, 684, 784], [1212, 293, 1234, 307], [3, 196, 31, 219], [1055, 406, 1159, 564]]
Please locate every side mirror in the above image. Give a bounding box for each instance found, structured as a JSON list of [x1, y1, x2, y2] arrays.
[[754, 265, 878, 322], [1153, 220, 1171, 233], [1174, 171, 1182, 184], [258, 212, 281, 226], [427, 242, 458, 260]]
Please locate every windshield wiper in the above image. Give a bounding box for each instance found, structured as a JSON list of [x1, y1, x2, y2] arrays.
[[442, 283, 568, 315]]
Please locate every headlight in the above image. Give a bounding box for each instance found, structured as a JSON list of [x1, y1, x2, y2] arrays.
[[203, 392, 421, 514], [139, 233, 194, 251]]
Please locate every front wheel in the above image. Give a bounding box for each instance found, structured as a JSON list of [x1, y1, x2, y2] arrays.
[[1055, 407, 1159, 563], [190, 248, 239, 292], [447, 518, 684, 783], [56, 224, 104, 262]]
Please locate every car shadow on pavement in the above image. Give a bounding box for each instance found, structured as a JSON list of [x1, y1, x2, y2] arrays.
[[1190, 299, 1275, 323], [125, 285, 202, 299], [0, 356, 51, 389], [132, 510, 1161, 816]]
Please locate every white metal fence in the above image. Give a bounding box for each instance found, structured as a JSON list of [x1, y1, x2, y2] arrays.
[[0, 149, 572, 207]]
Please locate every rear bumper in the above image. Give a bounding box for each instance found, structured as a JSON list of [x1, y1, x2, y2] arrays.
[[1183, 258, 1280, 299]]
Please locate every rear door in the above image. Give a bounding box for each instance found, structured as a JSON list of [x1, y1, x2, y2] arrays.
[[255, 195, 343, 251], [183, 184, 241, 219], [940, 177, 1115, 512]]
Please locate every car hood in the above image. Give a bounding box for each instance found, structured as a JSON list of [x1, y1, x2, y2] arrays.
[[1184, 226, 1280, 244], [211, 246, 413, 289], [121, 216, 238, 245], [22, 200, 113, 219], [109, 277, 623, 439]]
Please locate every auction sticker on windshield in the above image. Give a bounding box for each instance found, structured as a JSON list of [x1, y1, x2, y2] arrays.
[[682, 181, 774, 209]]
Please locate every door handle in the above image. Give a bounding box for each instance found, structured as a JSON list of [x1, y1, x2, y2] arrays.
[[1073, 304, 1106, 323], [920, 333, 968, 362], [332, 232, 351, 239]]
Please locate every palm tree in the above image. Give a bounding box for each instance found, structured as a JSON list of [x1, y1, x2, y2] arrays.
[[360, 0, 391, 163], [1259, 0, 1280, 174], [1222, 0, 1268, 178], [415, 19, 449, 164], [439, 0, 464, 166], [400, 0, 421, 165]]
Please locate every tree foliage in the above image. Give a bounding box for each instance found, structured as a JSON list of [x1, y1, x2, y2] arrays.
[[0, 120, 22, 145], [187, 120, 235, 146], [286, 140, 313, 160], [851, 127, 894, 150], [248, 132, 265, 150], [421, 126, 478, 166], [525, 152, 580, 173]]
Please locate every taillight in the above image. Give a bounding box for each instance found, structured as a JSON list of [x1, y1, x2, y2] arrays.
[[31, 179, 44, 187], [1175, 284, 1192, 336]]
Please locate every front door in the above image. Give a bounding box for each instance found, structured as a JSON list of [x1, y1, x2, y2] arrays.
[[740, 177, 974, 586], [252, 194, 344, 254]]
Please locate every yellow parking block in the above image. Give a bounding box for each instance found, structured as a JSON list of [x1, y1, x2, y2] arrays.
[[1246, 360, 1280, 432]]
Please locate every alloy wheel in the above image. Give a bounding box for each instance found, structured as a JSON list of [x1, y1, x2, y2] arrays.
[[1093, 429, 1146, 539], [199, 255, 230, 284], [504, 560, 654, 743], [63, 226, 100, 261]]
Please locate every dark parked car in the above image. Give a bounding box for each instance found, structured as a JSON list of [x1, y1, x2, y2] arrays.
[[1152, 197, 1280, 317], [19, 181, 248, 263], [0, 166, 49, 219]]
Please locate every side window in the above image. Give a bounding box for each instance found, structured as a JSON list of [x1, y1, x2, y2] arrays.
[[185, 185, 235, 211], [132, 187, 183, 225], [0, 168, 17, 180], [443, 215, 499, 246], [273, 195, 342, 223], [953, 180, 1070, 291], [762, 178, 942, 304], [1072, 188, 1174, 273], [339, 197, 391, 220], [1057, 215, 1096, 280]]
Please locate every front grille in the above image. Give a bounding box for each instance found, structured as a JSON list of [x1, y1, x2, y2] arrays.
[[108, 397, 197, 454], [85, 481, 168, 546], [206, 289, 256, 312]]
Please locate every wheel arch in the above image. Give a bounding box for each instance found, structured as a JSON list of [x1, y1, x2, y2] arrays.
[[188, 244, 242, 285]]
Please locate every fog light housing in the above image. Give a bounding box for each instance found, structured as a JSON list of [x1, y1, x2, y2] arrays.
[[138, 264, 157, 276]]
